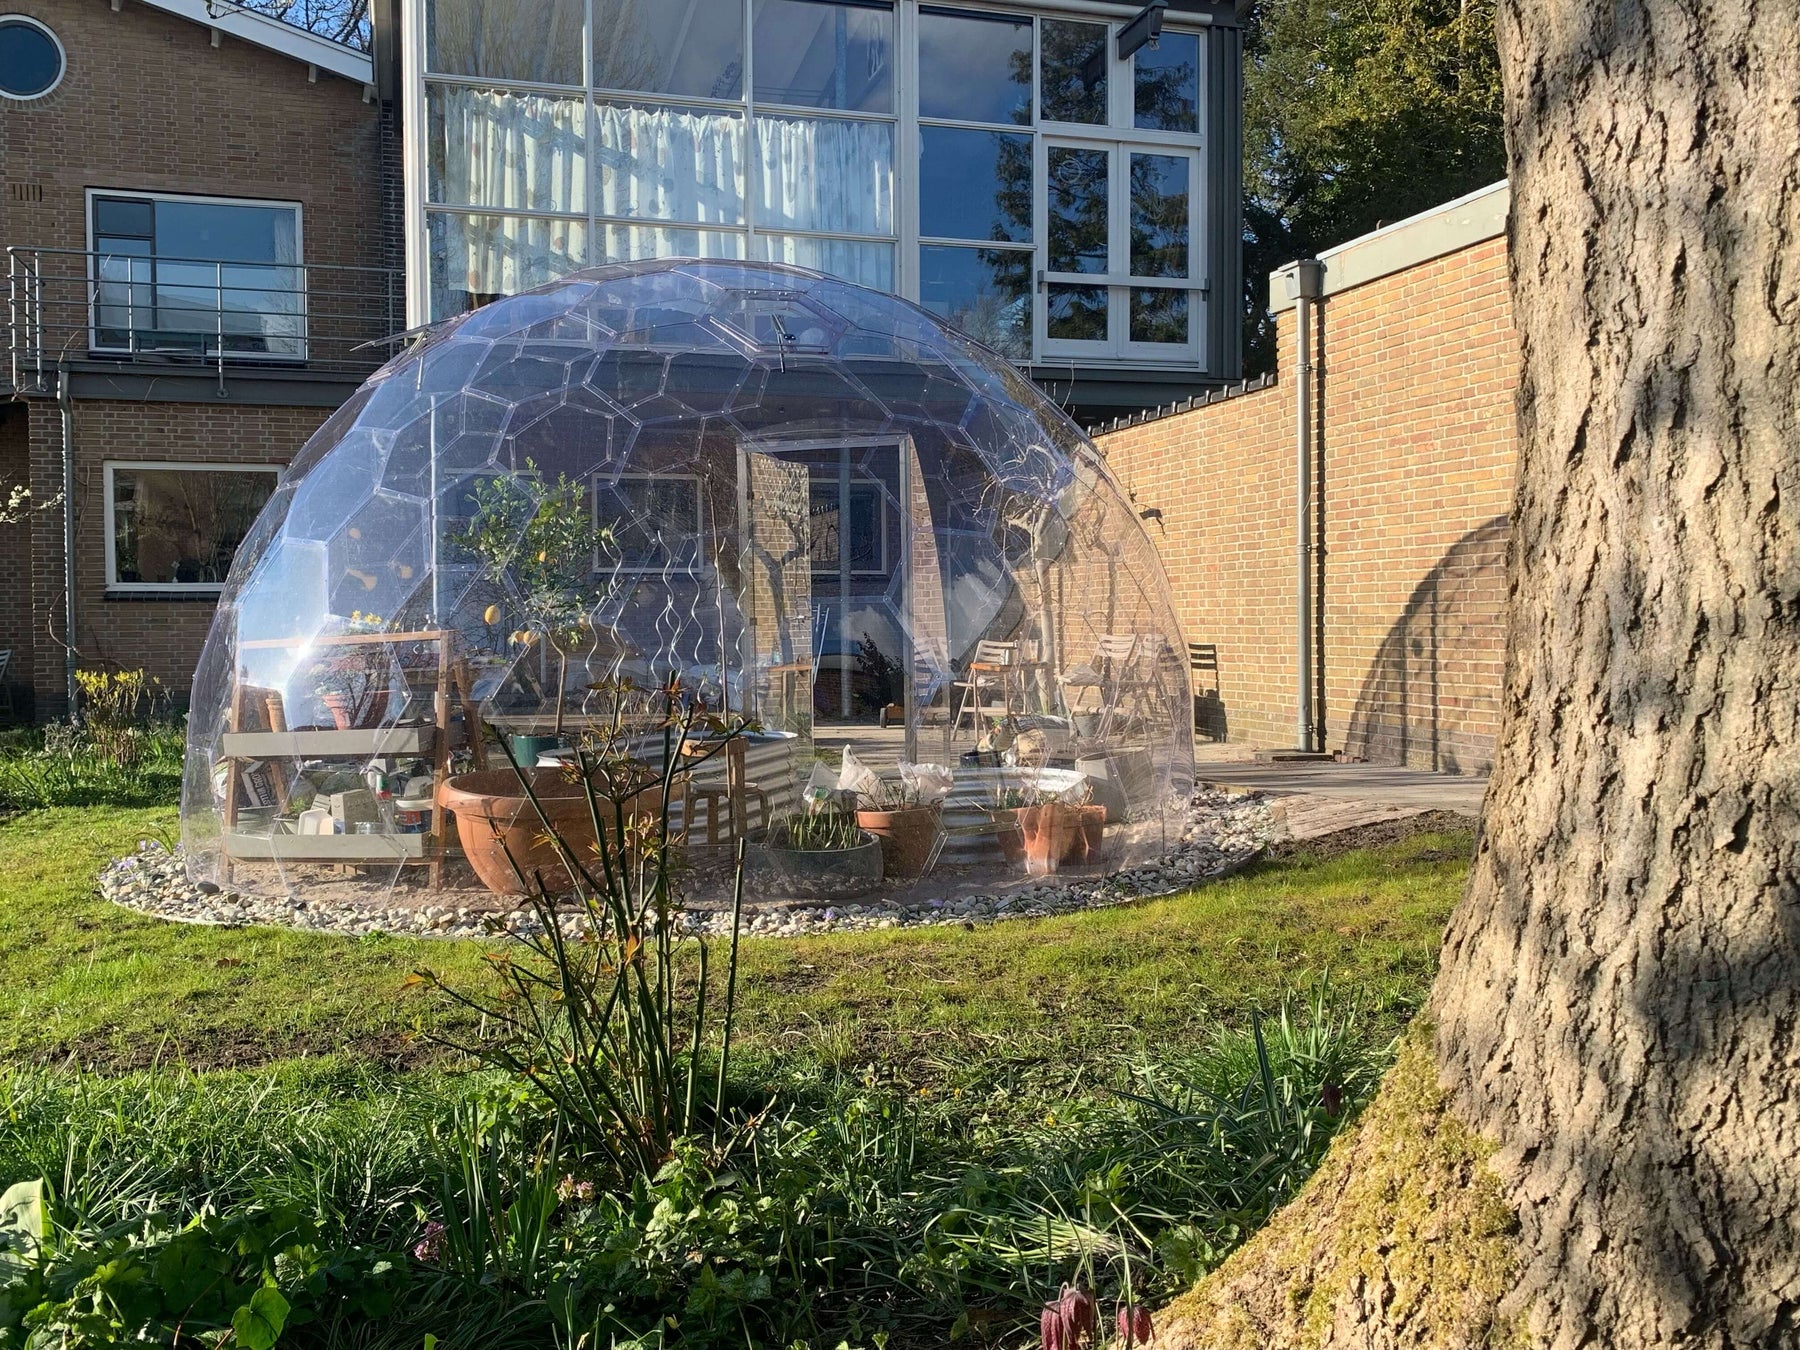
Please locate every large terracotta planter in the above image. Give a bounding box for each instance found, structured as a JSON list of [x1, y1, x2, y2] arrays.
[[855, 804, 940, 879], [1016, 802, 1106, 875], [439, 766, 662, 896]]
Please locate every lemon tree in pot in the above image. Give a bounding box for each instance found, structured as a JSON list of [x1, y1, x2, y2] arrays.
[[451, 463, 616, 759]]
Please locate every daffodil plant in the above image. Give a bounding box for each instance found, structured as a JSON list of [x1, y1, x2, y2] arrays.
[[452, 463, 617, 737]]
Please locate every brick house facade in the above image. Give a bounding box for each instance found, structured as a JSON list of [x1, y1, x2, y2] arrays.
[[0, 0, 393, 715], [1095, 184, 1516, 772]]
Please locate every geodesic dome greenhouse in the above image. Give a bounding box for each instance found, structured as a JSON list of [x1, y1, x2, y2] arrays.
[[181, 259, 1194, 903]]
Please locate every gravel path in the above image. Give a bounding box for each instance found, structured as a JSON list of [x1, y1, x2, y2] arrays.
[[100, 789, 1277, 942]]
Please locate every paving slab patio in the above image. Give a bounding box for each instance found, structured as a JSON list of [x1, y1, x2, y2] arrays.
[[1191, 754, 1487, 841]]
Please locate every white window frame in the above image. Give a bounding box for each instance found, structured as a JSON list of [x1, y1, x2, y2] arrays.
[[0, 13, 66, 101], [84, 189, 309, 363], [598, 472, 707, 575], [1036, 134, 1204, 363], [103, 460, 283, 596]]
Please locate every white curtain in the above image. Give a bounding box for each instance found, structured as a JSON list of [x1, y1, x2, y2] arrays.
[[436, 212, 587, 305], [753, 115, 893, 236], [592, 102, 745, 225], [596, 221, 745, 264], [753, 234, 892, 289], [260, 212, 304, 356], [433, 85, 588, 214]]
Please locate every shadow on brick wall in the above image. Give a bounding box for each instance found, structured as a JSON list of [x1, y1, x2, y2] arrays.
[[1343, 515, 1509, 774]]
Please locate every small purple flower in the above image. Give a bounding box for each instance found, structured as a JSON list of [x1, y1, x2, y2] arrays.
[[412, 1220, 446, 1263]]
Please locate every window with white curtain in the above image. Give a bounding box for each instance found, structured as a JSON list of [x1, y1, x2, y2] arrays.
[[414, 0, 1209, 368]]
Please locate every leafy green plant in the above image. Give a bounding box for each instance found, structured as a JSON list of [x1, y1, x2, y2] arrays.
[[765, 807, 867, 852], [415, 682, 751, 1181], [451, 464, 617, 737]]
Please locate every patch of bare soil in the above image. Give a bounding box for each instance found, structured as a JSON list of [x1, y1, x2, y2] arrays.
[[1261, 811, 1478, 864]]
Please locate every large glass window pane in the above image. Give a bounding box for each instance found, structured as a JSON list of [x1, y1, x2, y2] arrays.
[[594, 102, 745, 224], [1039, 20, 1107, 124], [919, 244, 1030, 359], [1047, 284, 1106, 341], [752, 234, 894, 289], [919, 127, 1030, 243], [753, 115, 893, 235], [91, 198, 304, 357], [1134, 31, 1199, 132], [1047, 146, 1108, 274], [918, 9, 1031, 125], [1130, 152, 1190, 277], [592, 0, 745, 99], [427, 0, 584, 85], [1130, 287, 1188, 345], [753, 0, 893, 112], [428, 85, 588, 214], [426, 211, 587, 321], [595, 222, 747, 262], [110, 467, 278, 588]]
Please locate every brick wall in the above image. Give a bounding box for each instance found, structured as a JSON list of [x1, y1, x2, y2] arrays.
[[1, 0, 384, 717], [0, 0, 381, 270], [25, 400, 331, 703], [1097, 232, 1517, 773]]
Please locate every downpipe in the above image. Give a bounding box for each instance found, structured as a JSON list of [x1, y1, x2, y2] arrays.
[[57, 357, 76, 717], [1289, 259, 1324, 754]]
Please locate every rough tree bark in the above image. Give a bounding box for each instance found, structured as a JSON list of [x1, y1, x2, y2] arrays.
[[1153, 1, 1800, 1347], [1431, 0, 1800, 1342]]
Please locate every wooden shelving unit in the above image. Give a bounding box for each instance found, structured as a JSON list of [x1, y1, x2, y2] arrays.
[[221, 629, 476, 886]]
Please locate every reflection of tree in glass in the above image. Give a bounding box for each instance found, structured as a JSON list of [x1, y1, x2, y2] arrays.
[[1038, 20, 1108, 124], [127, 473, 272, 584], [427, 0, 585, 84], [1134, 49, 1198, 132], [1129, 155, 1190, 278], [1048, 148, 1109, 273]]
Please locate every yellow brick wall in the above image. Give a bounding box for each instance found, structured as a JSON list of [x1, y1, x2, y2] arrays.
[[1098, 235, 1517, 772]]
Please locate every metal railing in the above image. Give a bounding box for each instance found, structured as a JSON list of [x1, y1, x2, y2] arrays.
[[6, 246, 405, 394]]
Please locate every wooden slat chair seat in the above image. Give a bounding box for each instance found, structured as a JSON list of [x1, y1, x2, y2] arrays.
[[952, 639, 1023, 735]]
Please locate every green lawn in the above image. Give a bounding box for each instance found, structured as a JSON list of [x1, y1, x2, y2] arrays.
[[0, 806, 1470, 1079]]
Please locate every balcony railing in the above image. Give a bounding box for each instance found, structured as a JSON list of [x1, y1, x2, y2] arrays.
[[6, 246, 405, 394]]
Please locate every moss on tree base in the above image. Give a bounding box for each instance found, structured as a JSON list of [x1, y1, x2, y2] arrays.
[[1152, 1024, 1523, 1349]]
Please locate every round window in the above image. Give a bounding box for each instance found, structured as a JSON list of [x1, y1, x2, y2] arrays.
[[0, 15, 64, 100]]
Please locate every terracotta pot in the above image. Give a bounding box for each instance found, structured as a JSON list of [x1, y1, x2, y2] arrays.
[[439, 766, 662, 896], [1016, 802, 1107, 875], [985, 806, 1026, 866], [855, 804, 940, 879], [321, 690, 389, 731]]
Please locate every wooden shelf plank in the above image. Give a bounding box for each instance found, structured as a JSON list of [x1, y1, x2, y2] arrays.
[[222, 726, 436, 758], [224, 831, 431, 861]]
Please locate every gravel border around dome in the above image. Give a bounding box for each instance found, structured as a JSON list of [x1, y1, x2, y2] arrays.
[[102, 790, 1275, 941]]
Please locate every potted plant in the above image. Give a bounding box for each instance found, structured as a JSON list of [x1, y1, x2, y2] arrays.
[[451, 463, 616, 762], [854, 777, 943, 880], [984, 783, 1035, 866], [439, 757, 665, 896], [1012, 782, 1107, 876], [746, 806, 884, 900]]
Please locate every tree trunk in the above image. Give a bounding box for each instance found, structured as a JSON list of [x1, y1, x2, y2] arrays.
[[1431, 0, 1800, 1343]]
